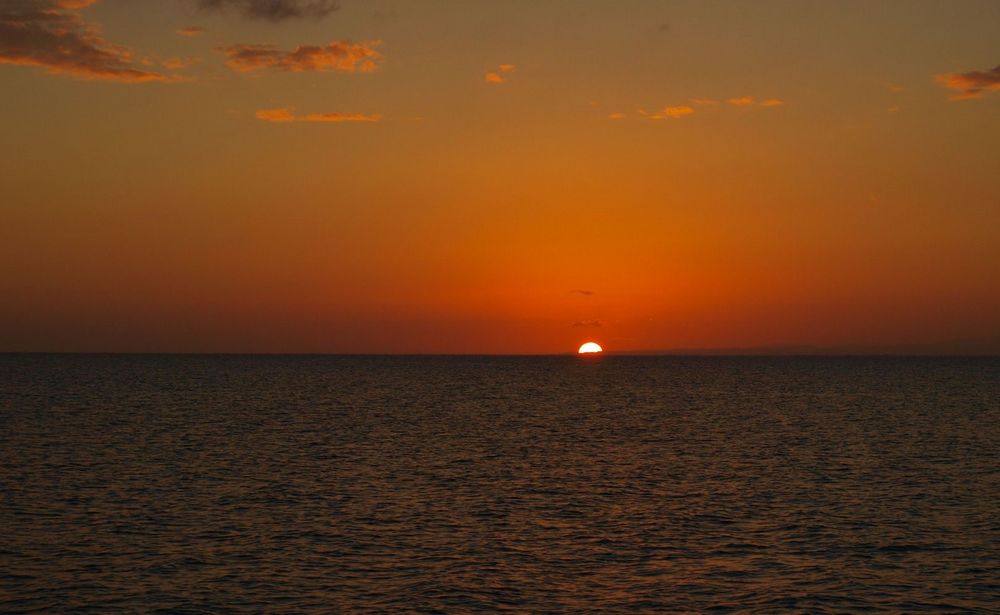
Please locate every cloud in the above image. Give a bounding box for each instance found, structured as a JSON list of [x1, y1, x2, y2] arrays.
[[300, 111, 381, 122], [162, 56, 200, 70], [632, 96, 784, 121], [570, 289, 595, 296], [256, 108, 296, 122], [641, 105, 695, 119], [727, 95, 756, 106], [196, 0, 338, 22], [177, 25, 207, 37], [608, 112, 626, 120], [727, 96, 785, 107], [220, 40, 381, 73], [660, 106, 695, 118], [0, 0, 170, 82], [256, 107, 381, 123], [571, 320, 603, 328], [485, 63, 514, 84], [935, 64, 1000, 100]]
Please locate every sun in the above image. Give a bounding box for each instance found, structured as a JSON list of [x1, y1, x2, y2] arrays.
[[578, 342, 604, 354]]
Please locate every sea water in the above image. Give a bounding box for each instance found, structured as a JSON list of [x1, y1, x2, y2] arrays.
[[2, 355, 998, 612]]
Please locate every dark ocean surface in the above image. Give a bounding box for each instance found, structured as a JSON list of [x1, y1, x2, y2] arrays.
[[2, 354, 998, 613]]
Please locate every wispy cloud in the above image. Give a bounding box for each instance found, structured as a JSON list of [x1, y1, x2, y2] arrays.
[[571, 320, 603, 328], [570, 289, 595, 296], [935, 64, 1000, 100], [300, 111, 381, 122], [627, 95, 784, 121], [485, 63, 514, 84], [641, 105, 695, 120], [177, 25, 207, 37], [162, 57, 200, 70], [608, 112, 626, 120], [0, 0, 170, 82], [256, 108, 296, 122], [256, 107, 381, 123], [727, 96, 785, 107], [660, 105, 695, 118], [197, 0, 338, 22], [221, 40, 381, 73]]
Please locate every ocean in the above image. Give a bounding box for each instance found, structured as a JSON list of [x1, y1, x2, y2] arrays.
[[2, 354, 998, 612]]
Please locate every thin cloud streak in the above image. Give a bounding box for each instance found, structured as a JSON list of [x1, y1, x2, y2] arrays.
[[728, 96, 785, 108], [256, 107, 381, 123], [221, 40, 381, 73], [176, 26, 207, 37], [727, 96, 756, 106], [255, 108, 295, 122], [626, 95, 785, 121], [162, 57, 200, 70], [301, 112, 381, 122], [641, 105, 695, 120]]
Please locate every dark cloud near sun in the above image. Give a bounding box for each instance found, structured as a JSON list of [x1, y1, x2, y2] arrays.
[[196, 0, 339, 22], [571, 320, 603, 328], [0, 0, 169, 82]]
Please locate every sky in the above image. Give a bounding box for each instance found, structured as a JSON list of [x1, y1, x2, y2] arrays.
[[1, 0, 998, 354]]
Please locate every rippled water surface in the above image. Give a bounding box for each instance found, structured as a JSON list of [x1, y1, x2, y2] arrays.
[[2, 355, 999, 612]]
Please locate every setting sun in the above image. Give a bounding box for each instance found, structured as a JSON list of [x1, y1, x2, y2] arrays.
[[578, 342, 604, 354]]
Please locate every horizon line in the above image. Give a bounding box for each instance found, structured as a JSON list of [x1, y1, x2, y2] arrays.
[[1, 351, 997, 358]]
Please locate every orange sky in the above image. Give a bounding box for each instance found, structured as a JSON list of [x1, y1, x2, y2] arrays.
[[1, 0, 998, 353]]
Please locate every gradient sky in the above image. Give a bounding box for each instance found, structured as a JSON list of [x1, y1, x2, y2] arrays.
[[1, 0, 998, 353]]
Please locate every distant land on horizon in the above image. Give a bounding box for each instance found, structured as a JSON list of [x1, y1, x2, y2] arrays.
[[610, 336, 1000, 357]]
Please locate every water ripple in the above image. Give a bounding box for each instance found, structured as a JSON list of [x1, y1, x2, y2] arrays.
[[1, 355, 998, 612]]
